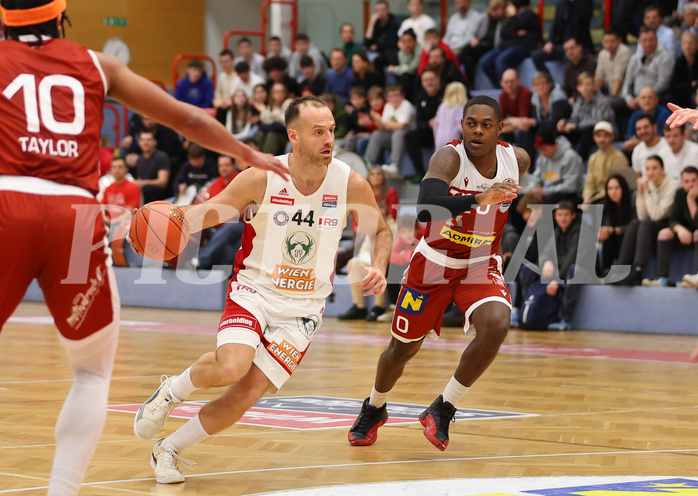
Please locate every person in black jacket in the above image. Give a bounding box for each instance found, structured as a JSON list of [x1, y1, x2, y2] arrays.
[[669, 31, 698, 110], [458, 0, 508, 91], [404, 67, 444, 180], [531, 0, 594, 73], [479, 0, 541, 88], [363, 0, 400, 56]]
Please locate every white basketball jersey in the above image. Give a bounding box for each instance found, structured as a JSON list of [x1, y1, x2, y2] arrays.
[[234, 155, 351, 299], [421, 140, 520, 260]]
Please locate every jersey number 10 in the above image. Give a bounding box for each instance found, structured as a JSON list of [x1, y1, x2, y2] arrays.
[[3, 73, 85, 135]]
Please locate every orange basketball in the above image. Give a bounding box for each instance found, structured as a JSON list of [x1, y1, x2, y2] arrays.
[[130, 201, 190, 261]]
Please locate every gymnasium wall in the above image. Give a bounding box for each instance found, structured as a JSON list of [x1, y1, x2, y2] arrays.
[[66, 0, 204, 88]]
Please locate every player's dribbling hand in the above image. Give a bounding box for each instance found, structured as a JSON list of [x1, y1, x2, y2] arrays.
[[475, 182, 520, 205], [357, 263, 387, 296], [239, 148, 290, 180], [126, 208, 144, 256]]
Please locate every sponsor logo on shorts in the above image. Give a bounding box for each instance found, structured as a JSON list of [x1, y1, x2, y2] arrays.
[[398, 287, 428, 314], [273, 211, 289, 226], [499, 200, 512, 213], [219, 316, 256, 331], [271, 196, 295, 206], [440, 226, 495, 247], [297, 315, 320, 339], [267, 340, 302, 373], [267, 265, 316, 292], [67, 265, 106, 329], [232, 283, 257, 293], [282, 232, 316, 264]]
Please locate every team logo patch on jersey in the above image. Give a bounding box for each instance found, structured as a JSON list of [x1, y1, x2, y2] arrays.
[[267, 265, 316, 292], [297, 315, 320, 339], [273, 211, 289, 226], [322, 194, 338, 209], [440, 226, 495, 247], [398, 287, 428, 314], [271, 196, 295, 206], [282, 232, 316, 264]]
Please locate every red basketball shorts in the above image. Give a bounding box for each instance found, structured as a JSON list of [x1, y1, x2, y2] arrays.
[[391, 252, 511, 342], [0, 189, 118, 340]]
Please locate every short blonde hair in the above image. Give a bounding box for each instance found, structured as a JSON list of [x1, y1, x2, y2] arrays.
[[442, 81, 468, 108]]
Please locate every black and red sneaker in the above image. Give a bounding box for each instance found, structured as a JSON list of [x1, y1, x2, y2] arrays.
[[418, 395, 457, 451], [348, 398, 388, 446]]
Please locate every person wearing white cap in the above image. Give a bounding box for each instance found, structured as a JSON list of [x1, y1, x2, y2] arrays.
[[582, 120, 629, 204]]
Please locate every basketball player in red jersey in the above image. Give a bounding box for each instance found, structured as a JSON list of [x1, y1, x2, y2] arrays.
[[0, 1, 286, 494], [349, 95, 530, 451]]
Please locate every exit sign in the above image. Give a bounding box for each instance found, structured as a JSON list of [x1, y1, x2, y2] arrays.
[[104, 17, 128, 26]]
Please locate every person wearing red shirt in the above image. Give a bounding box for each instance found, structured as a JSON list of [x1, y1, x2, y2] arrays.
[[499, 68, 535, 154], [101, 156, 141, 225], [417, 28, 461, 75]]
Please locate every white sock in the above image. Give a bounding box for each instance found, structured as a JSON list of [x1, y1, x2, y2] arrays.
[[442, 376, 468, 406], [368, 385, 390, 408], [49, 321, 119, 496], [163, 414, 210, 453], [169, 366, 198, 402]]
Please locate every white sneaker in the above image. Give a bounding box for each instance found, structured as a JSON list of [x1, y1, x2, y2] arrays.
[[380, 163, 402, 178], [376, 304, 395, 322], [682, 273, 698, 288], [134, 376, 182, 440], [150, 439, 196, 484]]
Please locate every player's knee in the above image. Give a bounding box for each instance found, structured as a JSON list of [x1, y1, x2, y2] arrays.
[[385, 338, 420, 363], [217, 361, 249, 385], [478, 314, 509, 347]]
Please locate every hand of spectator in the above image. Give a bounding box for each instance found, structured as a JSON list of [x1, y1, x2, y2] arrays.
[[530, 185, 545, 200], [121, 135, 133, 149], [516, 29, 527, 37], [544, 41, 553, 54], [677, 225, 693, 245], [251, 100, 266, 113], [125, 153, 139, 168], [429, 117, 435, 129], [220, 99, 232, 110], [387, 65, 394, 73], [357, 113, 372, 127], [564, 122, 576, 134], [470, 38, 480, 48], [667, 102, 698, 130], [541, 260, 556, 280], [474, 182, 520, 205], [546, 280, 559, 297], [238, 148, 289, 180], [622, 135, 640, 151], [345, 104, 355, 114], [688, 185, 698, 201], [556, 119, 566, 133], [357, 263, 387, 296], [369, 110, 382, 121], [598, 225, 612, 241], [636, 175, 649, 194]]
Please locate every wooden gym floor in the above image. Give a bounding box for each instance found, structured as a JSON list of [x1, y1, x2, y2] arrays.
[[2, 301, 698, 495]]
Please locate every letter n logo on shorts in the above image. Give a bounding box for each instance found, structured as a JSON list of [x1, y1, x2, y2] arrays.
[[398, 288, 428, 314]]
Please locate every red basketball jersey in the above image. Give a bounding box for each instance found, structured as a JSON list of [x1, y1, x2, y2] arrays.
[[422, 140, 519, 260], [0, 39, 106, 195]]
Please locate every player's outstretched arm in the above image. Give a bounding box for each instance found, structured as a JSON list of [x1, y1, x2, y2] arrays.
[[181, 167, 266, 232], [347, 171, 391, 296], [96, 52, 288, 179], [667, 103, 698, 130]]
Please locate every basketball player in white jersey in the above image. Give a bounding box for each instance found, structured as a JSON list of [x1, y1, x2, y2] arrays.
[[133, 96, 393, 483], [349, 95, 530, 451]]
